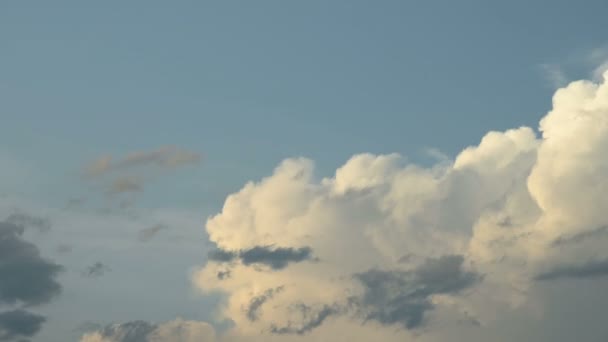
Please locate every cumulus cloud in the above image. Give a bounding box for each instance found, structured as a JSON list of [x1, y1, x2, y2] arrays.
[[79, 318, 216, 342], [190, 72, 608, 341]]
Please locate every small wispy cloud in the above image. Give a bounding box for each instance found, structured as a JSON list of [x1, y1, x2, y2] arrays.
[[540, 63, 569, 88], [81, 146, 202, 205], [84, 146, 201, 178], [81, 262, 110, 278], [137, 224, 168, 242]]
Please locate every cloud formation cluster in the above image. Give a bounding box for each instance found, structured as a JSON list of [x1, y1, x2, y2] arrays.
[[183, 72, 608, 341]]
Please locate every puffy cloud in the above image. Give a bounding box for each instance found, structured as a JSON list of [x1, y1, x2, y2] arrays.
[[79, 318, 216, 342], [191, 72, 608, 341]]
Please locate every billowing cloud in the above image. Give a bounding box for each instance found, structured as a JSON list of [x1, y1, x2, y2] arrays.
[[0, 309, 45, 341], [84, 146, 201, 178], [191, 72, 608, 341], [79, 318, 216, 342]]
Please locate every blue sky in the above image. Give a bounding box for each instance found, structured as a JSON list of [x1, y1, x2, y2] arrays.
[[3, 0, 606, 201], [2, 1, 608, 342]]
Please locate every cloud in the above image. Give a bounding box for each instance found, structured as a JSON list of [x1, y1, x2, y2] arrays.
[[0, 309, 45, 341], [540, 64, 568, 88], [81, 262, 110, 278], [5, 211, 51, 233], [0, 220, 63, 306], [79, 318, 216, 342], [208, 246, 314, 270], [552, 225, 608, 246], [190, 73, 608, 341], [55, 244, 73, 255], [536, 259, 608, 281], [353, 255, 479, 329], [107, 177, 143, 195], [0, 216, 63, 341], [270, 305, 337, 335], [84, 146, 201, 178], [137, 224, 167, 242], [246, 287, 284, 322], [82, 146, 201, 201]]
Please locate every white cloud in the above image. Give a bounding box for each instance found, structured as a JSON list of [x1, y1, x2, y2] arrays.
[[191, 73, 608, 341]]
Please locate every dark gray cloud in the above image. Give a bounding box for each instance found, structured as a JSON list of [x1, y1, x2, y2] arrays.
[[137, 224, 167, 242], [0, 220, 63, 306], [82, 262, 110, 278], [536, 259, 608, 281], [246, 287, 284, 322], [94, 321, 156, 342], [207, 249, 236, 263], [6, 212, 51, 233], [216, 270, 231, 280], [0, 310, 45, 341], [270, 305, 336, 335], [353, 255, 479, 330], [208, 246, 313, 270]]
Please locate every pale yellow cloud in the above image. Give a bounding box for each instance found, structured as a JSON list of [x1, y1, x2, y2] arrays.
[[189, 72, 608, 341]]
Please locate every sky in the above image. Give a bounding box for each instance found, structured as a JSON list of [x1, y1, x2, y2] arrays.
[[1, 1, 608, 341]]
